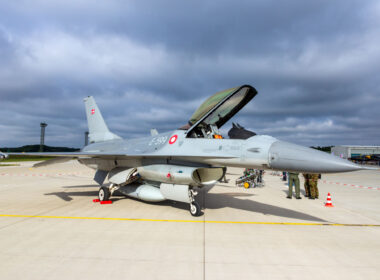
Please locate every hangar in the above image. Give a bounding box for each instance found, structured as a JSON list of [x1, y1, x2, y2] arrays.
[[331, 145, 380, 159]]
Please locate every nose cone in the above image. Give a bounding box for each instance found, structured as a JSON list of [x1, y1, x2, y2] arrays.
[[269, 141, 367, 173]]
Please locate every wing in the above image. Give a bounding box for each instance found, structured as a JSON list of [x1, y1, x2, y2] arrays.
[[7, 152, 236, 167], [7, 152, 235, 159]]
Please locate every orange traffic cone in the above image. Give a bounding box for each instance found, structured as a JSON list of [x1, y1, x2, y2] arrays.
[[325, 192, 334, 207]]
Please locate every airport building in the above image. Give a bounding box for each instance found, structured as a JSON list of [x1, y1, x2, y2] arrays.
[[331, 145, 380, 159]]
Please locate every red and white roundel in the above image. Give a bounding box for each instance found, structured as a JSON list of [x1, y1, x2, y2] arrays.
[[169, 134, 178, 144]]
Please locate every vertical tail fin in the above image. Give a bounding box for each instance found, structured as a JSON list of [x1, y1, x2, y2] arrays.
[[84, 96, 121, 143]]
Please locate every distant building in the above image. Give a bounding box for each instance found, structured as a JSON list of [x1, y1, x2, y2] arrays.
[[331, 145, 380, 159]]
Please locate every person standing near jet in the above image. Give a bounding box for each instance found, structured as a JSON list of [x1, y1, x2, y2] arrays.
[[308, 173, 320, 199], [302, 173, 310, 197], [257, 170, 263, 183], [287, 172, 301, 199], [282, 171, 287, 181]]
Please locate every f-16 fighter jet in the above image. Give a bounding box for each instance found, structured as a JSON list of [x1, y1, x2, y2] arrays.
[[0, 152, 8, 159], [10, 85, 372, 216]]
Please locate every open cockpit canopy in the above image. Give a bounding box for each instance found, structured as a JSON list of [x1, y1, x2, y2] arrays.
[[185, 85, 257, 138]]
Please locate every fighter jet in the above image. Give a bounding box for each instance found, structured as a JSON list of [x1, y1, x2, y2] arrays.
[[0, 151, 8, 159], [8, 85, 372, 216]]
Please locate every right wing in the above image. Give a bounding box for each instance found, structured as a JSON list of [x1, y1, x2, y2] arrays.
[[6, 152, 237, 168]]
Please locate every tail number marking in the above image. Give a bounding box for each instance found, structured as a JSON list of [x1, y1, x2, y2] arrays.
[[148, 136, 168, 146]]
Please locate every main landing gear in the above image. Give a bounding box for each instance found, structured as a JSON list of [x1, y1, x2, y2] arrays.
[[98, 186, 110, 201], [98, 184, 119, 202], [98, 183, 202, 217], [189, 189, 201, 217]]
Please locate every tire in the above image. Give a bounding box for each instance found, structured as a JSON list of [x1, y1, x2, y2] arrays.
[[99, 186, 110, 201], [189, 201, 201, 217]]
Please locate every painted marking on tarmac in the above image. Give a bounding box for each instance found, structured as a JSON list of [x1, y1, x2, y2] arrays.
[[0, 214, 379, 227], [321, 180, 380, 191]]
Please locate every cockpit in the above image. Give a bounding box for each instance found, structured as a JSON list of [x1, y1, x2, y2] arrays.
[[182, 85, 258, 139]]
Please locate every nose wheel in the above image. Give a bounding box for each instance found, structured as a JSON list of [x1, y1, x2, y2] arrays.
[[189, 188, 201, 216], [190, 201, 201, 216]]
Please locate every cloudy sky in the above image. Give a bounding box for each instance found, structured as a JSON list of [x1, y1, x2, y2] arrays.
[[0, 0, 379, 148]]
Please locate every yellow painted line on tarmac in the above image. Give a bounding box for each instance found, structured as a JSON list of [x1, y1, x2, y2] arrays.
[[0, 214, 379, 227]]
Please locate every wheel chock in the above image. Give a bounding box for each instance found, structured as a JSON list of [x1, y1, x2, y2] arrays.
[[93, 199, 100, 203], [100, 200, 113, 205]]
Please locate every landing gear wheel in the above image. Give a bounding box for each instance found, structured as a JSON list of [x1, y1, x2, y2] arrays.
[[99, 186, 110, 201], [190, 201, 201, 217]]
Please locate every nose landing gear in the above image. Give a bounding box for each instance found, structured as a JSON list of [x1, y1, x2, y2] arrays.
[[189, 188, 201, 216], [190, 201, 201, 216]]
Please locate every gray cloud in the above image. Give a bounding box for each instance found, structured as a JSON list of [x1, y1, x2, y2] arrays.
[[0, 0, 379, 148]]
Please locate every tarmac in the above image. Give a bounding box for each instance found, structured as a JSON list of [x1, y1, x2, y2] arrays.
[[0, 160, 379, 280]]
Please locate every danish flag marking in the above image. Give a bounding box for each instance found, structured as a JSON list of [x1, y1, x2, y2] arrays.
[[169, 135, 178, 145]]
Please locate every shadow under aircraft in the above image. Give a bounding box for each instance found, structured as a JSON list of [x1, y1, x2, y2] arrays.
[[46, 183, 326, 222]]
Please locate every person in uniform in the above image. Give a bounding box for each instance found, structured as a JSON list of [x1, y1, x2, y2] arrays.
[[308, 173, 320, 199], [287, 172, 301, 199], [282, 171, 287, 181], [302, 173, 310, 197], [257, 170, 263, 183]]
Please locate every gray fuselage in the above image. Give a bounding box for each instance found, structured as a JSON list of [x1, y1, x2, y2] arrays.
[[80, 130, 363, 174]]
